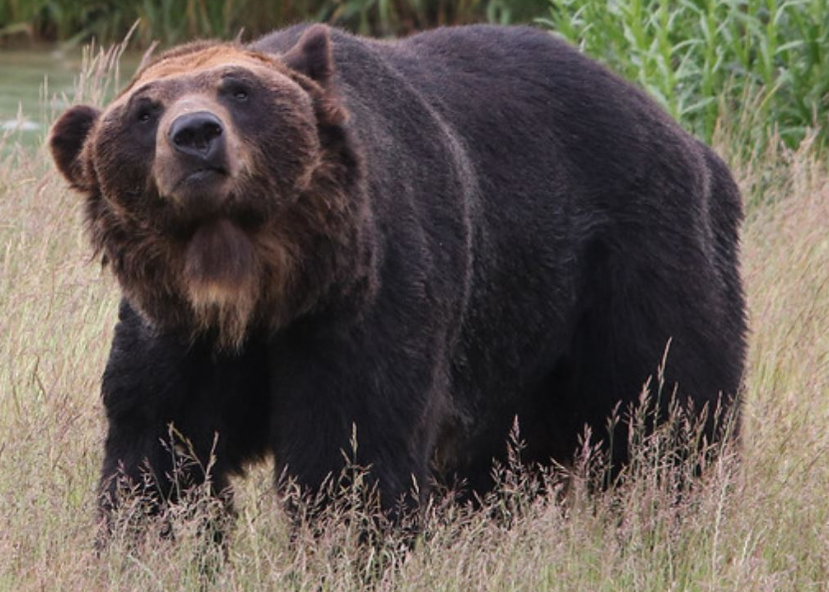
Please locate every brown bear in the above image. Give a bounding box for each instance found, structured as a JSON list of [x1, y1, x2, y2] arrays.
[[50, 24, 746, 528]]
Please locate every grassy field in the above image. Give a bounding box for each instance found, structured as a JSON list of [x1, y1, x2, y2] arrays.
[[2, 28, 829, 592]]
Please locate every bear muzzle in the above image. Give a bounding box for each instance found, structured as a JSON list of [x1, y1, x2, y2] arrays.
[[154, 101, 240, 221]]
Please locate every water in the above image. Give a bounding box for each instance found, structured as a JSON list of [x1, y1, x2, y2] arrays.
[[0, 48, 139, 152], [0, 49, 82, 150]]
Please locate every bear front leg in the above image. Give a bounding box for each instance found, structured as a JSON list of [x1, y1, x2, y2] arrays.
[[268, 324, 442, 529], [97, 301, 270, 544]]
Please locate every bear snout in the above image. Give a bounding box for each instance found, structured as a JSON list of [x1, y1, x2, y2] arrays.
[[167, 111, 231, 189], [169, 111, 224, 160], [152, 98, 241, 215]]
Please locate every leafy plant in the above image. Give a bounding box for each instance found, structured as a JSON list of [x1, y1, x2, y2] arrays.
[[539, 0, 829, 149]]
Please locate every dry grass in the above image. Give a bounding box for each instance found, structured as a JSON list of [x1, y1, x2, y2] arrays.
[[2, 46, 829, 592]]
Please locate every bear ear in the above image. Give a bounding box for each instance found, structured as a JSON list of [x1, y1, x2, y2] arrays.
[[283, 25, 335, 87], [49, 105, 100, 192]]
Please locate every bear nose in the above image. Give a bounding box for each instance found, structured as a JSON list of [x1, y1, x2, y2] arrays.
[[168, 112, 224, 158]]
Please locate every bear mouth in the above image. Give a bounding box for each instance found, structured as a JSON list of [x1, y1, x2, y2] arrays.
[[179, 166, 228, 187], [169, 166, 232, 221]]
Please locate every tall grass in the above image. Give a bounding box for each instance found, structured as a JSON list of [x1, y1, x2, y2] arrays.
[[540, 0, 829, 149], [2, 123, 828, 590]]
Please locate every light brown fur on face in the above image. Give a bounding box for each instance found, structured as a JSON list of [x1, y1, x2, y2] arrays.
[[50, 28, 373, 351], [152, 94, 247, 202], [138, 47, 278, 85], [111, 48, 317, 347]]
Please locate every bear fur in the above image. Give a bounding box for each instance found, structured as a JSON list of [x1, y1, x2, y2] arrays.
[[50, 24, 746, 522]]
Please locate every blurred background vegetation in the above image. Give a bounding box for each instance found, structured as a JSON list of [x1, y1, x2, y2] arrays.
[[544, 0, 829, 157], [0, 0, 546, 43], [1, 0, 829, 151]]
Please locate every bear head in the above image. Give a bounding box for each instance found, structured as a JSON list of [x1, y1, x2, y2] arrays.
[[50, 26, 370, 349]]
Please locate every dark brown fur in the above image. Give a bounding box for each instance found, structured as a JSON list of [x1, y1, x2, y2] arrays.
[[50, 25, 745, 533]]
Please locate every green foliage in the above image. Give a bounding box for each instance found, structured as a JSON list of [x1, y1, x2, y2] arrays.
[[539, 0, 829, 149], [0, 0, 547, 45]]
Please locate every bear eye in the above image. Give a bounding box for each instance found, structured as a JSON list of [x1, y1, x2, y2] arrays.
[[136, 104, 159, 124], [220, 76, 254, 103]]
